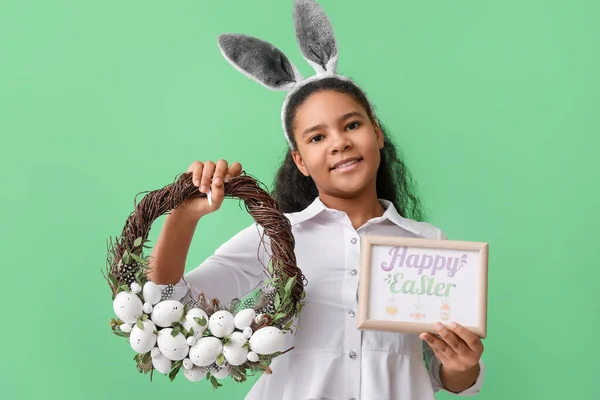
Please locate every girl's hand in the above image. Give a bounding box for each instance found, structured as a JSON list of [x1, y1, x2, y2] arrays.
[[177, 159, 243, 220], [420, 322, 483, 374]]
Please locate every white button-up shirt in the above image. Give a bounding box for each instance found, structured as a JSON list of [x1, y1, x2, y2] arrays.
[[163, 197, 485, 399]]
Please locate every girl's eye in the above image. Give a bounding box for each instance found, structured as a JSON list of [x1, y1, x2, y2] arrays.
[[309, 134, 324, 143], [346, 121, 360, 130]]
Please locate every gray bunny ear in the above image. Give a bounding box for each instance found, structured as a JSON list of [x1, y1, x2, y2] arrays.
[[218, 34, 303, 91], [293, 0, 338, 75]]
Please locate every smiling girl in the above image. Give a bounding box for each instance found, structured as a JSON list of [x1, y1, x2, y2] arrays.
[[146, 1, 485, 399]]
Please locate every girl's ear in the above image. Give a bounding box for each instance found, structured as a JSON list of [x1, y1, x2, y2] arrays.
[[291, 150, 310, 177], [375, 122, 384, 150]]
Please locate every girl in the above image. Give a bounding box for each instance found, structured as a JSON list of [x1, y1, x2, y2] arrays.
[[147, 76, 485, 399], [147, 1, 485, 398]]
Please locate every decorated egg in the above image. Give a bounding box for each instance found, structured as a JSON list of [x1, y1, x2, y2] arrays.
[[234, 308, 256, 330], [189, 337, 223, 367], [182, 308, 208, 339], [151, 300, 184, 328], [113, 291, 143, 324], [187, 336, 197, 346], [129, 320, 157, 354], [212, 365, 230, 380], [130, 282, 142, 294], [208, 310, 235, 338], [242, 327, 253, 339], [151, 351, 172, 374], [247, 351, 259, 363], [182, 358, 193, 370], [142, 281, 162, 305], [156, 328, 190, 361], [183, 366, 205, 382], [143, 302, 153, 314], [249, 327, 284, 355], [150, 347, 161, 359], [223, 331, 249, 366]]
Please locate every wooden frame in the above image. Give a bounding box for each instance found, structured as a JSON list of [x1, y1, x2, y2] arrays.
[[358, 235, 488, 338]]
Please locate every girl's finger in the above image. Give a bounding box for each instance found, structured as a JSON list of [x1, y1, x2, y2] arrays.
[[447, 322, 484, 354], [420, 332, 455, 360], [213, 159, 228, 187], [190, 161, 203, 188], [434, 323, 467, 355], [200, 161, 216, 193], [225, 161, 242, 182]]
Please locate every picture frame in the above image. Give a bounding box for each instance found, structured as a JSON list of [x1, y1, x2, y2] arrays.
[[358, 235, 488, 338]]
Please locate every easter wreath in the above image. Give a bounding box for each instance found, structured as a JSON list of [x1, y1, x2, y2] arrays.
[[103, 172, 306, 389]]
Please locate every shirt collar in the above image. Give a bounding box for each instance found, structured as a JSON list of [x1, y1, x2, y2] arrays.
[[286, 196, 423, 236]]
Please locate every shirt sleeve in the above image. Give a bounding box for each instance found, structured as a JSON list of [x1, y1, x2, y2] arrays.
[[423, 341, 486, 396], [422, 227, 486, 396], [152, 222, 269, 306]]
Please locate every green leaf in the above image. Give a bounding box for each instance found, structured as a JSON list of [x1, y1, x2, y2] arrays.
[[194, 316, 207, 327], [187, 327, 195, 338], [216, 354, 225, 367], [136, 320, 144, 329], [141, 352, 151, 364], [274, 312, 286, 321], [242, 342, 250, 350], [283, 319, 294, 331], [222, 336, 231, 346], [109, 318, 117, 326], [172, 325, 181, 337], [267, 261, 274, 275], [122, 251, 130, 264], [275, 293, 281, 309], [168, 365, 180, 382], [134, 237, 143, 247], [118, 284, 129, 292], [130, 252, 146, 265], [285, 275, 296, 295]]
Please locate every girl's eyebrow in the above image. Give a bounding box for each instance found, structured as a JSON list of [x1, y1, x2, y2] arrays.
[[302, 111, 363, 137]]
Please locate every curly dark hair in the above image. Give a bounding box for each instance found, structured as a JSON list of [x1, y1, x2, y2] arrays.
[[272, 77, 426, 221]]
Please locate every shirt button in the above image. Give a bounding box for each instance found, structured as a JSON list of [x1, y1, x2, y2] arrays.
[[350, 269, 357, 276], [349, 351, 357, 359], [348, 310, 355, 318], [351, 237, 358, 244]]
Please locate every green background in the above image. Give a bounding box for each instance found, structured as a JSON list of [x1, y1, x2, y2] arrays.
[[1, 0, 598, 398]]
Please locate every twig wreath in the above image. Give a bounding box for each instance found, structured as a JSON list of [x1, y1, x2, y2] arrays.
[[104, 171, 306, 389]]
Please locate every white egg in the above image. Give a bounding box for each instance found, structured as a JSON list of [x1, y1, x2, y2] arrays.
[[223, 331, 249, 366], [142, 281, 162, 305], [183, 366, 205, 382], [130, 282, 142, 294], [182, 308, 208, 339], [247, 351, 259, 363], [113, 291, 143, 324], [129, 320, 157, 354], [152, 352, 172, 374], [234, 308, 256, 330], [212, 365, 230, 380], [150, 347, 161, 359], [243, 327, 253, 339], [189, 337, 223, 367], [151, 300, 185, 328], [156, 329, 190, 361], [119, 323, 132, 333], [249, 327, 284, 355], [143, 302, 153, 314], [208, 310, 235, 338], [183, 358, 193, 370], [187, 336, 197, 346]]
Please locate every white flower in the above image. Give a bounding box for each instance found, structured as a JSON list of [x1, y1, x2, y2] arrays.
[[243, 327, 253, 339], [120, 323, 132, 333], [143, 302, 153, 314], [183, 358, 193, 370], [247, 351, 259, 363], [187, 336, 197, 346], [130, 282, 142, 294]]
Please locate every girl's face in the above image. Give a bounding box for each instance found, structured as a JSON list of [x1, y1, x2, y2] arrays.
[[291, 90, 384, 199]]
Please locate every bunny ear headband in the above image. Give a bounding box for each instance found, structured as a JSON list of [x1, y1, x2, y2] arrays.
[[217, 0, 356, 149]]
